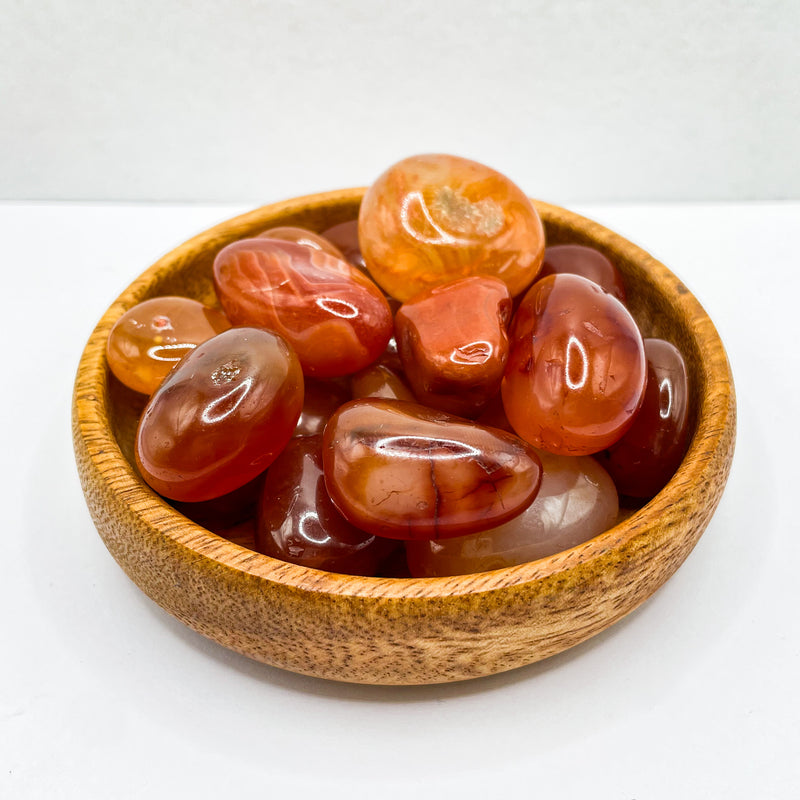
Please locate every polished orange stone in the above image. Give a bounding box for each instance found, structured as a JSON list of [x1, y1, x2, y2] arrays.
[[395, 276, 512, 417], [256, 435, 397, 575], [596, 338, 691, 497], [106, 296, 230, 395], [406, 451, 619, 576], [135, 327, 303, 502], [502, 274, 646, 456], [322, 399, 542, 540], [213, 238, 393, 378], [257, 225, 345, 259], [358, 154, 545, 302]]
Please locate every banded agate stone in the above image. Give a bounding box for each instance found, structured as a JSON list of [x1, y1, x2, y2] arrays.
[[322, 399, 542, 540], [106, 296, 230, 395], [213, 238, 393, 378], [395, 276, 512, 417], [502, 274, 646, 456], [358, 154, 545, 302], [597, 338, 691, 498], [406, 451, 618, 576], [136, 328, 303, 502], [256, 435, 396, 575]]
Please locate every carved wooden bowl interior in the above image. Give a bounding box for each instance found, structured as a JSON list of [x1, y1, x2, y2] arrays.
[[72, 189, 736, 685]]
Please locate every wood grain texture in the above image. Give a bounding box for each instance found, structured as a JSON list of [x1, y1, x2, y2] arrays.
[[72, 189, 736, 685]]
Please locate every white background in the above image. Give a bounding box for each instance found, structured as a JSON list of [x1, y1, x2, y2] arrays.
[[2, 2, 799, 799], [2, 0, 798, 203]]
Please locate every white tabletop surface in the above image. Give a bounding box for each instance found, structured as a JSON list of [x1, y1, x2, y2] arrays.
[[1, 200, 797, 799]]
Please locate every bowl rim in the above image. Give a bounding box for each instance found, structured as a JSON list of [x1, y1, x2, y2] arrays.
[[73, 188, 736, 601]]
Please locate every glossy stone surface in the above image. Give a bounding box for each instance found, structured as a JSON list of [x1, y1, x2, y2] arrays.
[[502, 274, 647, 456], [539, 244, 627, 302], [257, 225, 345, 259], [597, 338, 691, 498], [322, 399, 543, 540], [350, 363, 415, 401], [136, 327, 303, 502], [358, 154, 545, 302], [256, 435, 397, 575], [406, 451, 618, 576], [395, 276, 512, 417], [320, 219, 366, 271], [293, 378, 351, 437], [213, 238, 393, 378], [106, 296, 230, 395]]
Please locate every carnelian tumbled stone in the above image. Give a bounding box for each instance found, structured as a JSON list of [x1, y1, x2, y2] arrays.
[[395, 276, 512, 417], [257, 435, 397, 575], [213, 238, 393, 378], [502, 274, 647, 456], [596, 338, 691, 498], [106, 296, 230, 395], [359, 154, 545, 302], [136, 327, 303, 502], [257, 226, 345, 259], [406, 451, 618, 576], [322, 399, 543, 540], [539, 244, 627, 303]]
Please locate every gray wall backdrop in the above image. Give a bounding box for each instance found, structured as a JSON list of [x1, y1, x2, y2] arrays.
[[3, 0, 797, 204]]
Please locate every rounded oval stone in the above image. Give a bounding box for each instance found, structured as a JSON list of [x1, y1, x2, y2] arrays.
[[135, 327, 303, 502], [359, 154, 545, 302], [213, 238, 393, 378], [322, 399, 543, 540], [256, 435, 397, 575], [106, 296, 230, 395], [406, 451, 619, 576], [596, 338, 691, 498], [502, 273, 647, 456]]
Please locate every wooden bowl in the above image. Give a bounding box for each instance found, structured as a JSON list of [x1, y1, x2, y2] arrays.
[[72, 189, 736, 685]]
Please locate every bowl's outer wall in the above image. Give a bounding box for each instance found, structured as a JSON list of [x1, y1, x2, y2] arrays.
[[72, 189, 736, 684]]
